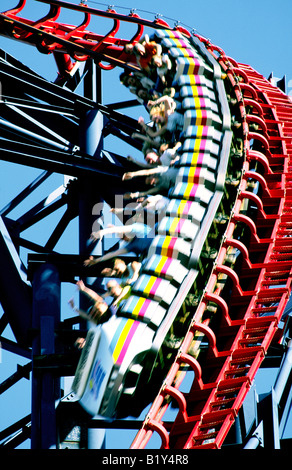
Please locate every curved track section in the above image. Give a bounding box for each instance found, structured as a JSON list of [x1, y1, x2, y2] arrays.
[[0, 0, 292, 450]]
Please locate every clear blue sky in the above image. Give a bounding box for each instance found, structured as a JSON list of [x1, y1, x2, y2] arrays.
[[0, 0, 292, 449]]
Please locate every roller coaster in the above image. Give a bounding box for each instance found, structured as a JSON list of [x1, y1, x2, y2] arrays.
[[0, 0, 292, 450]]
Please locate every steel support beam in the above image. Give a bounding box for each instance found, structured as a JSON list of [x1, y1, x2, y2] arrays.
[[83, 60, 102, 104], [0, 170, 51, 217], [256, 389, 281, 449], [274, 339, 292, 405]]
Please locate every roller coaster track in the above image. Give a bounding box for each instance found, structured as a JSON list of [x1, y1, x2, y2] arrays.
[[0, 0, 292, 450]]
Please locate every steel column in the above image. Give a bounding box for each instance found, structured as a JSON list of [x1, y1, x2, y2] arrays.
[[244, 422, 264, 449]]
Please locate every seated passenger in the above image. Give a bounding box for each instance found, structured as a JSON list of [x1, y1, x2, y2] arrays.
[[135, 86, 155, 108], [122, 162, 179, 181], [146, 141, 182, 166], [230, 115, 244, 158], [120, 70, 157, 106], [69, 279, 132, 325], [136, 194, 170, 215], [131, 88, 180, 152], [111, 193, 169, 228], [155, 53, 174, 86], [120, 70, 156, 93], [131, 120, 163, 154], [147, 94, 179, 114]]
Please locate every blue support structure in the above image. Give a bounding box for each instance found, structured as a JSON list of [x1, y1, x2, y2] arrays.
[[77, 86, 106, 451], [31, 263, 61, 449], [0, 44, 139, 448], [0, 216, 32, 346]]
